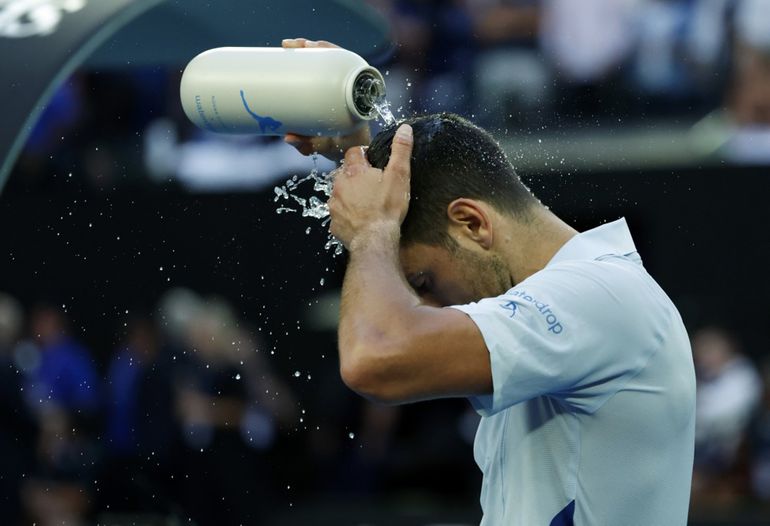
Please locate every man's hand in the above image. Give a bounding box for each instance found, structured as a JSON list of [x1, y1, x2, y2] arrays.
[[328, 124, 413, 249], [281, 37, 372, 161]]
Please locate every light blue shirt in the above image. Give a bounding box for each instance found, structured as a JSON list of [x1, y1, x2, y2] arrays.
[[452, 218, 695, 526]]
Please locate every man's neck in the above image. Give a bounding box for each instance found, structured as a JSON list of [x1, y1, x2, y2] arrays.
[[498, 207, 578, 286]]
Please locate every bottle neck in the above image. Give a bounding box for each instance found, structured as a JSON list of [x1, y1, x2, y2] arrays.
[[351, 71, 386, 118]]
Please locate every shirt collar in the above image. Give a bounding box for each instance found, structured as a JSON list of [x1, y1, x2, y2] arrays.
[[547, 218, 638, 267]]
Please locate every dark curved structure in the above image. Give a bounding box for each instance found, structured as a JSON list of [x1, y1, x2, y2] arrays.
[[0, 0, 391, 191]]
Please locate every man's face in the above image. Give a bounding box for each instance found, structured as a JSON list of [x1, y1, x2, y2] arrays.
[[399, 241, 512, 307]]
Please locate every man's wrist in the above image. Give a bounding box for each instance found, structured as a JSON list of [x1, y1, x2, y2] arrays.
[[348, 220, 401, 253]]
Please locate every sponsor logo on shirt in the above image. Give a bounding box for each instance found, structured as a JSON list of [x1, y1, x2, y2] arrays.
[[501, 300, 518, 318], [500, 290, 564, 334]]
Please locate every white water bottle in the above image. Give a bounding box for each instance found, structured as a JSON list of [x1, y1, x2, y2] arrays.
[[179, 47, 386, 136]]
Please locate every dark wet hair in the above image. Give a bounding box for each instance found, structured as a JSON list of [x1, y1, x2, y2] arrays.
[[366, 113, 538, 247]]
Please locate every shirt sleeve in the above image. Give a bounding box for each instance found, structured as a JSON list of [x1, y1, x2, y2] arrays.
[[450, 257, 667, 416]]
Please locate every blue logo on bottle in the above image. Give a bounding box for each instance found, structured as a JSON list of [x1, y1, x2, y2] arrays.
[[240, 90, 283, 133]]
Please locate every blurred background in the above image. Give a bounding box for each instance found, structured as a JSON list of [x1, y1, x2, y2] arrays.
[[1, 0, 770, 524]]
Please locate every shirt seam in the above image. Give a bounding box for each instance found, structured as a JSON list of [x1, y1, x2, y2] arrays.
[[500, 407, 509, 516], [573, 411, 583, 526]]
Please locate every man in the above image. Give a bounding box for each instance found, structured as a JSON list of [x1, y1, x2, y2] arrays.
[[283, 38, 696, 526]]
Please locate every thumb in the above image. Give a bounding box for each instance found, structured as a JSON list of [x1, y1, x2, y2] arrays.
[[385, 124, 413, 181]]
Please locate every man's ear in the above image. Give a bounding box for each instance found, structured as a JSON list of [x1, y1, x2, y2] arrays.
[[446, 198, 493, 249]]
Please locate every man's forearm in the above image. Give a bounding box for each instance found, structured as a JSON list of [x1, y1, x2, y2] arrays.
[[338, 222, 420, 394]]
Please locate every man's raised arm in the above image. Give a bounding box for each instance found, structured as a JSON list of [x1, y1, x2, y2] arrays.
[[329, 125, 492, 404]]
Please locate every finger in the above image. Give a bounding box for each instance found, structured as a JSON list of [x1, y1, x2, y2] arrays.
[[284, 133, 310, 153], [284, 133, 305, 145], [343, 145, 370, 175], [316, 40, 340, 49], [284, 134, 331, 156], [343, 145, 368, 166], [309, 136, 339, 157], [281, 38, 308, 48], [385, 124, 413, 181]]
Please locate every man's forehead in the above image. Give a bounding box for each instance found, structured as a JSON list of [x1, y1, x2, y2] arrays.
[[399, 242, 450, 273]]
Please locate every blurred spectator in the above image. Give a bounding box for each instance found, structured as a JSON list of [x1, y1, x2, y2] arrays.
[[159, 289, 297, 525], [538, 0, 640, 121], [468, 0, 547, 128], [750, 359, 770, 502], [691, 326, 762, 506], [105, 316, 174, 456], [12, 76, 86, 192], [21, 407, 97, 526], [729, 0, 770, 126], [684, 0, 735, 102], [540, 0, 641, 84], [632, 0, 698, 102], [723, 0, 770, 163], [23, 304, 99, 414], [19, 304, 101, 526], [100, 315, 178, 515], [471, 0, 539, 44], [143, 120, 337, 192], [383, 0, 477, 117], [0, 293, 36, 525], [329, 401, 402, 495]]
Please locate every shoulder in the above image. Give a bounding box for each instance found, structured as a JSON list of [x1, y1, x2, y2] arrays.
[[541, 255, 674, 338], [532, 254, 670, 312], [455, 256, 678, 413], [460, 255, 674, 354]]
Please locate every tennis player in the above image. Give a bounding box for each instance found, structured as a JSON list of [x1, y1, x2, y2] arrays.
[[284, 38, 696, 526]]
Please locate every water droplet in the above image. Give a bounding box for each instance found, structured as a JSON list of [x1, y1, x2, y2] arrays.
[[293, 371, 301, 378], [273, 167, 344, 256]]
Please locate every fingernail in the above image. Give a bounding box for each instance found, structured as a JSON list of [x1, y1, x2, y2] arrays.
[[396, 124, 413, 139]]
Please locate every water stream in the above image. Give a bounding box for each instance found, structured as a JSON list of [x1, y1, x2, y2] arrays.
[[273, 90, 397, 257]]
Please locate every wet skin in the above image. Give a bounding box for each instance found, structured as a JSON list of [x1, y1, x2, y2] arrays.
[[399, 242, 514, 308]]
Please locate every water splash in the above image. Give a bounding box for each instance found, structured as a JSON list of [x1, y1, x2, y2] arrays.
[[372, 88, 396, 127], [273, 154, 343, 256], [355, 77, 395, 127], [273, 89, 397, 256]]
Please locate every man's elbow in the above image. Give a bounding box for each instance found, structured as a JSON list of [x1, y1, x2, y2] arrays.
[[339, 344, 408, 404]]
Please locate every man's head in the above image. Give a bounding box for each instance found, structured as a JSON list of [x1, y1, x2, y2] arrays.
[[366, 113, 542, 306]]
